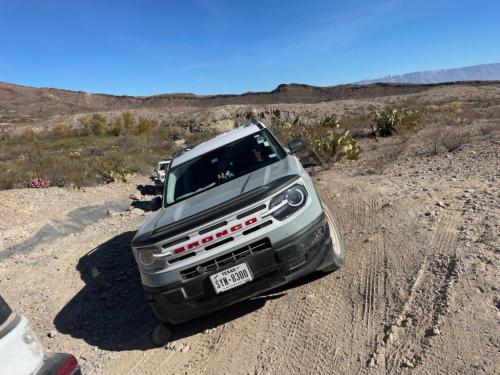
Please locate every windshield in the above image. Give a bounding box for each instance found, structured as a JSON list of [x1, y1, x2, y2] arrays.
[[165, 130, 285, 205]]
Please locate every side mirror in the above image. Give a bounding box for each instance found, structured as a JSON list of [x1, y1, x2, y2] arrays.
[[149, 197, 163, 212], [288, 139, 305, 154]]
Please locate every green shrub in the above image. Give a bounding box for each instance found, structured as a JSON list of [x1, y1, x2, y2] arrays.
[[76, 117, 92, 136], [89, 113, 109, 136], [122, 111, 136, 133], [77, 114, 109, 136], [76, 112, 159, 137], [371, 108, 421, 137], [449, 101, 462, 111], [108, 117, 124, 136], [0, 163, 23, 190]]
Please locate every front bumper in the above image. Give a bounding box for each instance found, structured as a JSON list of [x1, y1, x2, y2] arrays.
[[144, 212, 334, 325]]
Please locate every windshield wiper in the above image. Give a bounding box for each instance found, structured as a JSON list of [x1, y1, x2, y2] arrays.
[[175, 182, 216, 202]]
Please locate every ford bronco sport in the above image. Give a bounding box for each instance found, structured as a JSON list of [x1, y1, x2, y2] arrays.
[[132, 122, 345, 327]]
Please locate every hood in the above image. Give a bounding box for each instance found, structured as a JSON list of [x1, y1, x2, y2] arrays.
[[133, 156, 302, 245]]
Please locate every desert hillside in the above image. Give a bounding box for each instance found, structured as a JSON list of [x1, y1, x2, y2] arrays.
[[2, 80, 500, 133]]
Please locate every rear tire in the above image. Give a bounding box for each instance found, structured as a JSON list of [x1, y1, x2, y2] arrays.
[[321, 207, 346, 273]]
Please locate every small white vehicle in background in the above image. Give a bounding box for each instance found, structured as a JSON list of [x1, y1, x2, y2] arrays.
[[154, 160, 172, 190], [0, 295, 81, 375]]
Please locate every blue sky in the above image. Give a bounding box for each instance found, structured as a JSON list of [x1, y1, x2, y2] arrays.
[[0, 0, 499, 95]]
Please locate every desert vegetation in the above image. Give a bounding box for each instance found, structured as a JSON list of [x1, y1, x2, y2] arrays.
[[425, 126, 472, 156], [1, 96, 496, 191], [76, 112, 155, 137], [371, 107, 421, 137], [270, 115, 361, 164], [0, 112, 215, 190]]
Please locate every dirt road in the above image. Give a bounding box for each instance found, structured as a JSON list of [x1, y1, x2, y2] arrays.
[[0, 128, 498, 374]]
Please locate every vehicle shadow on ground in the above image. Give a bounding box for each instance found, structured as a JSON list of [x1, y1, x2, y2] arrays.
[[130, 200, 151, 212], [54, 231, 328, 351], [54, 231, 155, 351], [137, 184, 158, 196]]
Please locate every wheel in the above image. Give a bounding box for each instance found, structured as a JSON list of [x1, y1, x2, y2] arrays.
[[321, 206, 346, 273], [151, 322, 173, 347]]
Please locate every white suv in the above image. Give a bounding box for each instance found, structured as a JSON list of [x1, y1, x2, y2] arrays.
[[154, 160, 171, 188], [0, 295, 80, 375]]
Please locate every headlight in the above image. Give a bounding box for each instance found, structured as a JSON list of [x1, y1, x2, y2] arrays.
[[135, 246, 165, 270], [287, 188, 305, 206], [269, 184, 308, 220]]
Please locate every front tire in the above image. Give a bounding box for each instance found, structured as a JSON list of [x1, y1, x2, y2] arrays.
[[151, 322, 173, 347], [321, 207, 346, 273]]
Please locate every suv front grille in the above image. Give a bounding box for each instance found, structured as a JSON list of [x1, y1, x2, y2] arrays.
[[180, 238, 271, 280]]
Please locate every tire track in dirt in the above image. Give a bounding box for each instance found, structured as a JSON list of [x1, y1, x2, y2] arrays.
[[363, 233, 386, 355], [245, 176, 364, 374], [191, 301, 277, 374], [316, 181, 389, 372], [281, 275, 347, 374], [369, 210, 461, 371], [176, 323, 231, 374], [259, 290, 314, 374], [319, 181, 359, 235], [105, 320, 231, 375], [326, 183, 388, 356], [347, 185, 367, 233], [254, 298, 292, 373]]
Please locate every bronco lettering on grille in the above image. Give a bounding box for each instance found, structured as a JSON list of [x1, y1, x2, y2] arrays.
[[172, 217, 259, 255]]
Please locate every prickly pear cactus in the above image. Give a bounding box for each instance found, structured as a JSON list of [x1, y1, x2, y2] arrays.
[[269, 114, 361, 163], [372, 108, 421, 137]]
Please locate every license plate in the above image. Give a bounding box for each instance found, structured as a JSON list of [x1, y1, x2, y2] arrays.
[[210, 263, 253, 294]]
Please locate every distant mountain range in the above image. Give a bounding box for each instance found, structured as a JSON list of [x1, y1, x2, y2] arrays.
[[358, 63, 500, 84]]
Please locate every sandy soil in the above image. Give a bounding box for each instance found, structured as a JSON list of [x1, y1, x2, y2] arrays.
[[0, 122, 498, 374]]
